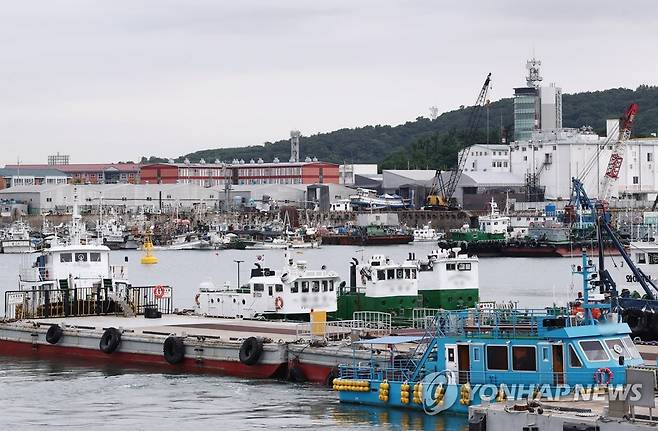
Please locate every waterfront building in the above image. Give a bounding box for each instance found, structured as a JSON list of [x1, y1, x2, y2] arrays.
[[0, 167, 69, 189], [140, 160, 339, 186], [4, 163, 139, 185]]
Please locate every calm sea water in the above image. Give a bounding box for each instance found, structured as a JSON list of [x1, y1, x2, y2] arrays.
[[0, 244, 629, 430]]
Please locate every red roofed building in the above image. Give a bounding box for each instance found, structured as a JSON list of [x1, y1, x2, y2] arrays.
[[5, 163, 140, 184], [140, 159, 339, 186]]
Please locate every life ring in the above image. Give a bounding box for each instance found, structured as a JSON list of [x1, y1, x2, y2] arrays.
[[594, 367, 613, 385], [194, 293, 201, 306], [239, 337, 263, 366], [275, 296, 284, 311], [99, 327, 122, 354], [46, 324, 63, 345], [163, 336, 185, 365], [153, 285, 165, 299]]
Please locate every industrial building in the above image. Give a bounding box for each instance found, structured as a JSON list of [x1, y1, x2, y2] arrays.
[[140, 159, 339, 186], [0, 182, 354, 214], [4, 163, 140, 185], [0, 168, 69, 189]]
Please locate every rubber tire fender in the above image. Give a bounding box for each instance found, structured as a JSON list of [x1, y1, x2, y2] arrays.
[[239, 337, 264, 366], [99, 327, 122, 354], [163, 336, 185, 365], [46, 325, 63, 345]]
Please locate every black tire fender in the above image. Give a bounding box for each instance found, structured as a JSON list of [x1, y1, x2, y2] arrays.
[[163, 336, 185, 365], [46, 325, 63, 345], [239, 337, 263, 366], [99, 327, 122, 354]]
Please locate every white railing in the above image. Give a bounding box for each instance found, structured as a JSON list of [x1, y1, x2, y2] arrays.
[[353, 311, 391, 336], [18, 266, 41, 282], [295, 319, 365, 341], [412, 307, 442, 329]]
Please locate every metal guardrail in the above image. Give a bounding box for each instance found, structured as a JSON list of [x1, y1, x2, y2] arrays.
[[4, 285, 173, 319], [296, 319, 365, 341], [353, 311, 391, 336]]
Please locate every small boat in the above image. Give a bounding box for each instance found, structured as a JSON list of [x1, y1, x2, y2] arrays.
[[1, 220, 34, 253], [195, 251, 340, 320], [413, 225, 442, 242], [349, 188, 408, 210]]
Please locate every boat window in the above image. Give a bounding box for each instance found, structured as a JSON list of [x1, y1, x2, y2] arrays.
[[60, 253, 72, 263], [329, 280, 334, 291], [621, 336, 641, 359], [291, 282, 299, 293], [322, 280, 328, 292], [275, 284, 283, 293], [302, 281, 309, 293], [457, 263, 471, 271], [411, 269, 416, 279], [90, 253, 101, 262], [579, 340, 609, 362], [605, 338, 631, 361], [405, 269, 411, 279], [569, 345, 583, 368], [377, 270, 385, 281], [446, 263, 456, 271], [486, 345, 509, 371], [396, 269, 403, 279], [473, 347, 480, 361], [542, 347, 549, 362], [75, 253, 87, 262], [312, 281, 320, 292], [387, 269, 394, 280], [637, 253, 647, 264], [512, 346, 536, 371], [649, 253, 658, 264], [253, 283, 264, 292]]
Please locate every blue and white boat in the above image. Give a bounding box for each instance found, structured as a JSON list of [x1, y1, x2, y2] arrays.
[[335, 251, 645, 415], [349, 188, 408, 210]]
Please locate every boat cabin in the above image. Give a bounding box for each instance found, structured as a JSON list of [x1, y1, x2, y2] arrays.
[[349, 255, 419, 298]]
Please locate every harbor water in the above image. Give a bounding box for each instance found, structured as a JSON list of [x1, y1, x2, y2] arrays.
[[0, 244, 630, 430]]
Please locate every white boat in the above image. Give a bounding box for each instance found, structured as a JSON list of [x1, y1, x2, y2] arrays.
[[349, 188, 407, 210], [2, 221, 33, 254], [195, 252, 340, 319], [96, 217, 128, 250], [416, 248, 479, 309], [412, 225, 442, 242], [165, 233, 211, 250], [16, 199, 133, 318], [478, 198, 510, 237]]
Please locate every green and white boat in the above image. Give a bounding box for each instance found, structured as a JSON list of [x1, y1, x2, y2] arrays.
[[417, 248, 479, 310]]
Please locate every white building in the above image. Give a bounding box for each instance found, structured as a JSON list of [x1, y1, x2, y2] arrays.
[[339, 164, 378, 185], [461, 144, 511, 173]]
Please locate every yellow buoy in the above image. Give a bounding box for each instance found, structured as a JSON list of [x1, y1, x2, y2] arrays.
[[140, 234, 159, 265]]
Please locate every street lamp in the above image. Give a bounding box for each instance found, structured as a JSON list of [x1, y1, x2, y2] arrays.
[[234, 259, 244, 288]]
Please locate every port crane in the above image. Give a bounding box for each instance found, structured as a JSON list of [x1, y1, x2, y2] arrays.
[[425, 73, 492, 210], [598, 103, 639, 203]]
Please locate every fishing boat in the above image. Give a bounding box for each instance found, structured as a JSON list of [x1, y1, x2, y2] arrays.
[[413, 225, 442, 242], [336, 251, 645, 415], [195, 252, 340, 320], [1, 220, 34, 253]]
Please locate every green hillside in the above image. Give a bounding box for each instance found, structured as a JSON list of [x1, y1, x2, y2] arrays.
[[141, 85, 658, 170]]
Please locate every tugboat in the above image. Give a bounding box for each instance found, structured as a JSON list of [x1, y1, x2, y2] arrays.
[[195, 251, 340, 320], [336, 251, 645, 415], [335, 255, 421, 322], [417, 248, 479, 310]]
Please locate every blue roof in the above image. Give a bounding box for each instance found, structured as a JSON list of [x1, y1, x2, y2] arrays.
[[354, 335, 424, 345], [0, 167, 68, 177]]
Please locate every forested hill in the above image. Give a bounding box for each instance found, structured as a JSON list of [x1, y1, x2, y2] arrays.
[[141, 85, 658, 170]]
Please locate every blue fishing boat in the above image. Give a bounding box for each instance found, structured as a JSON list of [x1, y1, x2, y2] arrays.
[[335, 251, 645, 415]]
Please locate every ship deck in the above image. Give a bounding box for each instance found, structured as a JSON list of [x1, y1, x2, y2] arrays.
[[30, 314, 305, 342]]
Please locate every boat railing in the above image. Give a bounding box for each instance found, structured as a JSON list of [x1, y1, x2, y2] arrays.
[[295, 318, 389, 341], [412, 308, 443, 331], [4, 285, 173, 320], [425, 307, 578, 338], [353, 311, 391, 335]]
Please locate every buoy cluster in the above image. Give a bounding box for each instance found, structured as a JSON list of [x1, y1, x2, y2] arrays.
[[333, 379, 370, 392], [378, 380, 389, 402], [459, 382, 471, 405], [435, 384, 445, 405], [412, 382, 423, 404], [400, 381, 411, 404]]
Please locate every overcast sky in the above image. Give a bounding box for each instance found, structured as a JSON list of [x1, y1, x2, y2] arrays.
[[1, 0, 657, 166]]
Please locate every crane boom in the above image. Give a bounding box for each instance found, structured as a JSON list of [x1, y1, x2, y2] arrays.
[[599, 103, 639, 202]]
